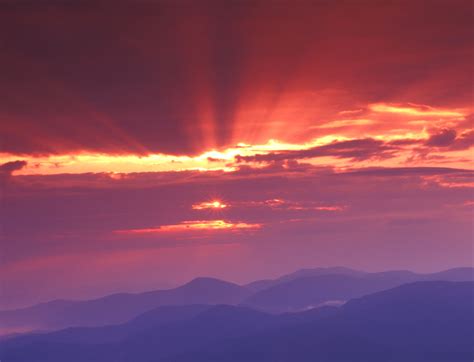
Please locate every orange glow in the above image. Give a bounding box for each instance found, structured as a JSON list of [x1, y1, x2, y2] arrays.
[[312, 206, 346, 212], [115, 220, 261, 235], [1, 100, 472, 176], [369, 103, 465, 117], [2, 130, 472, 176], [286, 205, 346, 212], [0, 137, 348, 175], [263, 199, 346, 212], [192, 200, 228, 210], [315, 119, 375, 129], [265, 199, 286, 207]]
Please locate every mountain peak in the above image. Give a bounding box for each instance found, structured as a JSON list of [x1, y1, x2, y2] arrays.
[[182, 277, 239, 288]]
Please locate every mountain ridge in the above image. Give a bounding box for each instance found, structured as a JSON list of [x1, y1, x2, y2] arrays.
[[1, 281, 472, 362], [1, 267, 472, 334]]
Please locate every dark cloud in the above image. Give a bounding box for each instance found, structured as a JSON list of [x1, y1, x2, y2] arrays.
[[236, 138, 396, 163], [343, 167, 472, 177], [0, 160, 27, 175], [422, 128, 474, 151], [451, 130, 474, 150], [426, 129, 457, 147]]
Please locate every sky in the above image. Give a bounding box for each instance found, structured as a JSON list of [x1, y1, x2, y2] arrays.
[[0, 0, 473, 309]]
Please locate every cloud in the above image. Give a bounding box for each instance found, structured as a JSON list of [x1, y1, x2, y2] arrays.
[[2, 164, 473, 308], [236, 138, 397, 163], [192, 200, 228, 210], [345, 167, 471, 177], [313, 119, 375, 129], [451, 130, 474, 150], [0, 160, 27, 175], [370, 103, 465, 118], [426, 129, 457, 147], [243, 198, 347, 212], [115, 220, 262, 236], [417, 128, 474, 153], [0, 1, 471, 156]]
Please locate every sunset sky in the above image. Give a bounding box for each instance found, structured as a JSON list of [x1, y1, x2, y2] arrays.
[[0, 0, 473, 309]]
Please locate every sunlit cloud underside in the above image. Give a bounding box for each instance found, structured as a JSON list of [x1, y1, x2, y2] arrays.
[[2, 103, 472, 176]]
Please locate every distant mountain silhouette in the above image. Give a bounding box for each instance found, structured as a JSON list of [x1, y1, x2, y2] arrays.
[[424, 267, 474, 281], [242, 268, 474, 312], [0, 304, 276, 362], [245, 266, 474, 293], [1, 281, 472, 361], [0, 277, 250, 332], [1, 267, 472, 334], [175, 281, 474, 362], [245, 266, 365, 291], [3, 304, 212, 346]]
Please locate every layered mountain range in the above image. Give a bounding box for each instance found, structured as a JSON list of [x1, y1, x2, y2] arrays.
[[1, 267, 473, 361]]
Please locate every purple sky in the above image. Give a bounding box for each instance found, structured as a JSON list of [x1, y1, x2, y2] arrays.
[[0, 0, 473, 309]]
